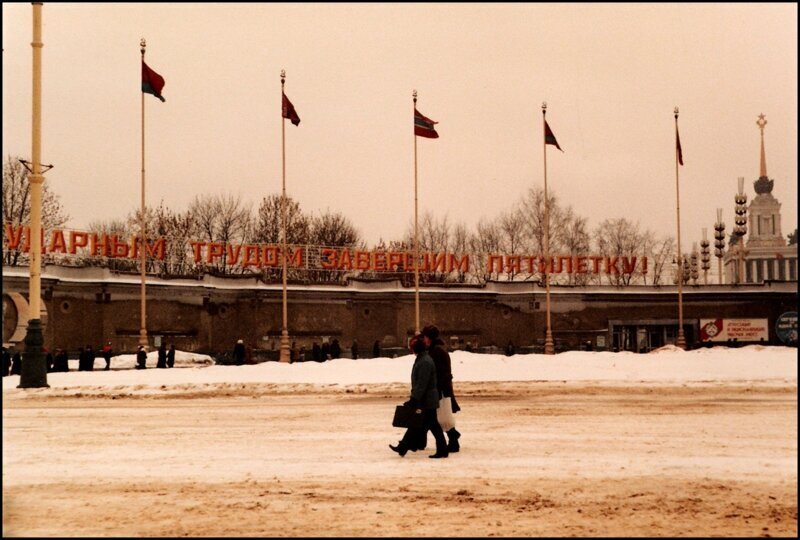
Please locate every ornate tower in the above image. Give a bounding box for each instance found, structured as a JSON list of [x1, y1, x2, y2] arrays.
[[746, 114, 784, 248]]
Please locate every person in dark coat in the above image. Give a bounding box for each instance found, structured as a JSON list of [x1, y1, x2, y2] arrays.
[[55, 348, 69, 372], [390, 334, 448, 459], [11, 350, 22, 375], [102, 341, 113, 370], [422, 325, 462, 453], [85, 345, 95, 371], [372, 340, 381, 358], [505, 341, 516, 356], [232, 339, 246, 365], [312, 342, 321, 362], [167, 344, 176, 368], [45, 348, 54, 372], [321, 341, 330, 361], [156, 342, 168, 368], [3, 347, 12, 377], [77, 347, 87, 371], [135, 345, 147, 369], [330, 339, 341, 359], [351, 340, 359, 359]]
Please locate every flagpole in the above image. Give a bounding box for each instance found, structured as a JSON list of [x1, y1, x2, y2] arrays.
[[138, 38, 148, 350], [542, 103, 554, 355], [412, 90, 420, 334], [279, 70, 290, 363], [674, 107, 686, 349]]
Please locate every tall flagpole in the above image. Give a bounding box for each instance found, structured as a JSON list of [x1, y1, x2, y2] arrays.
[[412, 90, 420, 333], [542, 103, 554, 355], [674, 107, 686, 349], [279, 70, 290, 362], [138, 39, 148, 349], [19, 2, 48, 388]]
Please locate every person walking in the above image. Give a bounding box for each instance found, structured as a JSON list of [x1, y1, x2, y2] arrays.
[[422, 325, 462, 453], [321, 341, 331, 361], [156, 342, 168, 369], [312, 342, 321, 362], [11, 349, 22, 375], [45, 348, 54, 372], [167, 344, 176, 368], [85, 345, 96, 371], [389, 333, 448, 459], [372, 340, 381, 358], [232, 339, 246, 365], [102, 341, 113, 370], [330, 339, 341, 359], [55, 348, 69, 372], [77, 346, 87, 371], [350, 340, 359, 359], [3, 346, 12, 377], [135, 345, 147, 369]]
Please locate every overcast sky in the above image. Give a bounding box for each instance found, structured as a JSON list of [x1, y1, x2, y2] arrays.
[[2, 3, 797, 248]]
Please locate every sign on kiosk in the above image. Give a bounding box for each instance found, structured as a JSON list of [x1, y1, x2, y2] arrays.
[[700, 319, 769, 342]]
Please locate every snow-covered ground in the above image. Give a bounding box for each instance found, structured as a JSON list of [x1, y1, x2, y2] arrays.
[[4, 345, 797, 393]]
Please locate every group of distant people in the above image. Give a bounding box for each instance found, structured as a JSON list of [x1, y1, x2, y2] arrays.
[[2, 341, 179, 374]]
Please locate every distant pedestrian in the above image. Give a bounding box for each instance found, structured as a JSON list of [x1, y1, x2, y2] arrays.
[[86, 345, 95, 371], [3, 347, 12, 376], [167, 344, 176, 368], [233, 339, 246, 365], [135, 345, 147, 369], [505, 341, 515, 356], [372, 340, 381, 358], [45, 348, 54, 372], [351, 340, 359, 359], [331, 339, 341, 359], [312, 342, 321, 362], [290, 341, 298, 363], [157, 342, 168, 368], [77, 347, 87, 371], [102, 341, 113, 370], [55, 348, 69, 372], [299, 346, 306, 362], [11, 350, 22, 375], [321, 341, 331, 361]]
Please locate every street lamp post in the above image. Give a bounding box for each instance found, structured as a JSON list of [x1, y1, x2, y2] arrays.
[[700, 229, 711, 286], [19, 2, 49, 388], [733, 178, 748, 283], [713, 209, 726, 284]]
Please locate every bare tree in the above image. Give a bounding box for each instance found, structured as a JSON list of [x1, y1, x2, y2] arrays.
[[2, 155, 68, 265], [253, 194, 310, 245]]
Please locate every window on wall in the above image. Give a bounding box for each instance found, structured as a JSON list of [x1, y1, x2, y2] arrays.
[[756, 259, 763, 283], [767, 259, 775, 280], [789, 259, 797, 281], [778, 259, 786, 280]]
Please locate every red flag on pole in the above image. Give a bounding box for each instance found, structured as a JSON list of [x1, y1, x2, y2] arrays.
[[282, 92, 301, 126]]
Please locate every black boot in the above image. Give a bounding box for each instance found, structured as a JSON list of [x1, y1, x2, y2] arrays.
[[447, 428, 461, 453], [429, 449, 448, 459], [389, 442, 408, 457]]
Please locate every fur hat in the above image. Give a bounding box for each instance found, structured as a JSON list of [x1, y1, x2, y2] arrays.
[[421, 325, 440, 340]]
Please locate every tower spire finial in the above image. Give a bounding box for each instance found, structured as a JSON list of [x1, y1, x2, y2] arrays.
[[757, 113, 767, 178]]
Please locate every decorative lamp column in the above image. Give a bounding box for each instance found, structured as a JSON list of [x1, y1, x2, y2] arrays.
[[19, 2, 49, 389], [733, 177, 748, 283], [690, 243, 699, 285], [700, 229, 711, 285], [713, 209, 726, 284]]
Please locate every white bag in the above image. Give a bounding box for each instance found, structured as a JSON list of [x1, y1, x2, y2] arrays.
[[437, 396, 455, 432]]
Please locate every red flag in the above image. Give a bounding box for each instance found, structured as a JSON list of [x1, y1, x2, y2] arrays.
[[141, 61, 166, 102], [676, 125, 684, 166], [414, 108, 439, 138], [544, 120, 563, 152], [282, 92, 300, 126]]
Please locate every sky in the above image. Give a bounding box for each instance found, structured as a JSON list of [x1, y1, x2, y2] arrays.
[[3, 345, 797, 390], [2, 3, 797, 248]]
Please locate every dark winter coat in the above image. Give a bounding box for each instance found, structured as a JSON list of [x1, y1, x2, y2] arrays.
[[408, 351, 439, 410], [157, 344, 168, 368], [429, 338, 461, 413], [167, 346, 176, 368], [372, 341, 381, 358], [136, 349, 147, 369], [11, 352, 22, 375], [232, 343, 246, 365], [330, 340, 341, 359]]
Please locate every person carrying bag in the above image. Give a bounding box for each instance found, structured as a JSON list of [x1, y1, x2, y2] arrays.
[[389, 333, 449, 459]]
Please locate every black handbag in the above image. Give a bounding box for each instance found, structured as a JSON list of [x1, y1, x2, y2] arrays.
[[392, 404, 425, 429]]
